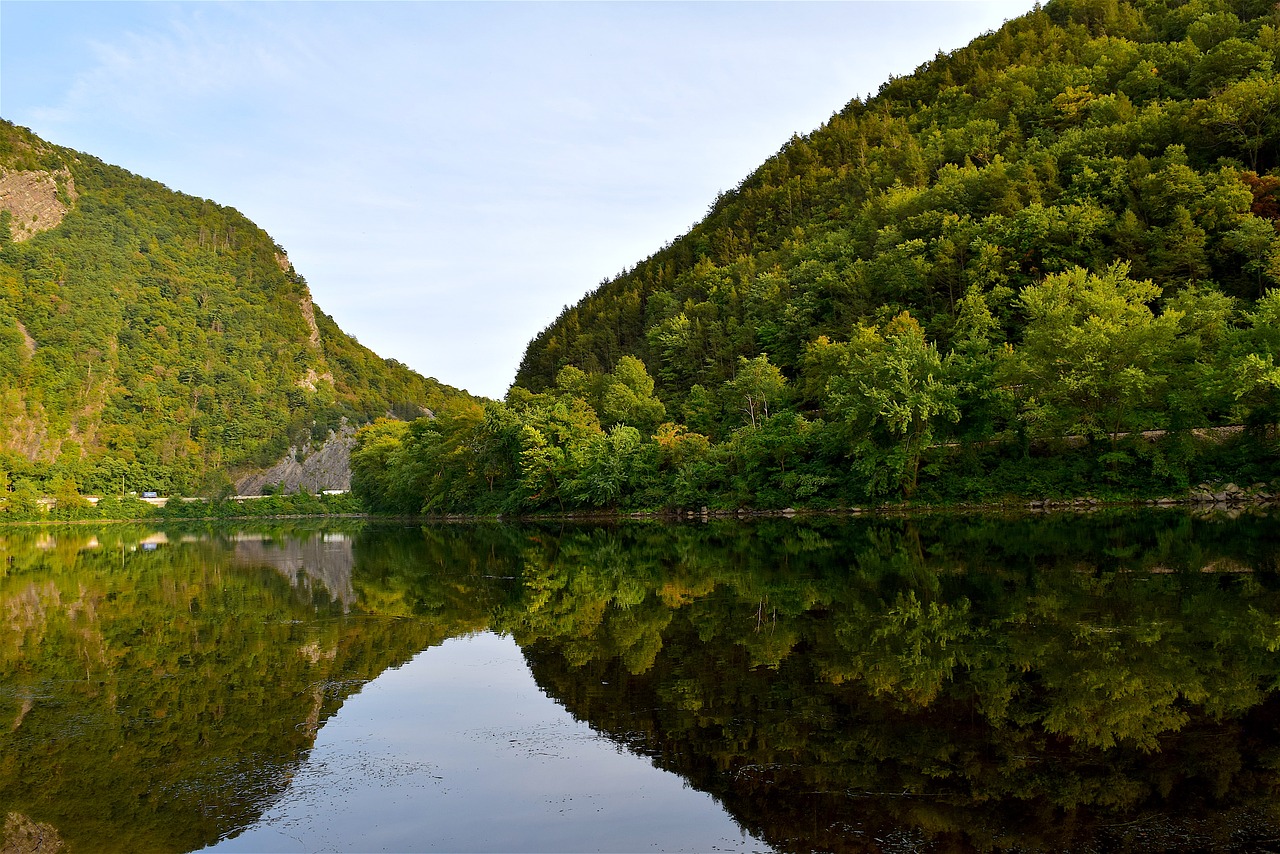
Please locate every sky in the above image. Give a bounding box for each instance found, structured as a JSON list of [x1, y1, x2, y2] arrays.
[[1, 1, 1036, 399]]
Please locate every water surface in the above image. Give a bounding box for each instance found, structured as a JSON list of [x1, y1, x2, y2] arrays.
[[2, 512, 1279, 852], [209, 632, 764, 853]]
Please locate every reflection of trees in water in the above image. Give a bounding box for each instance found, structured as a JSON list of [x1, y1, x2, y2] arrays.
[[0, 525, 465, 854], [502, 512, 1280, 852], [3, 512, 1280, 853]]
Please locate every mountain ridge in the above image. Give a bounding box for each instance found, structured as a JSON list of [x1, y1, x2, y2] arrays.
[[0, 119, 473, 501]]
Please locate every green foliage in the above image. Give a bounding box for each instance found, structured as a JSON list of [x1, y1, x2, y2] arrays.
[[153, 490, 363, 519], [600, 355, 667, 433], [349, 418, 413, 513], [722, 354, 787, 428], [467, 0, 1280, 510], [827, 313, 960, 497], [0, 120, 474, 501], [1004, 263, 1180, 441], [14, 0, 1280, 514]]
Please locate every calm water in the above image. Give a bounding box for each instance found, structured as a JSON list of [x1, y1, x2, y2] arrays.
[[2, 512, 1280, 853]]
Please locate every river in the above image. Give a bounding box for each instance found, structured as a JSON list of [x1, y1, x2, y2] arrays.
[[2, 511, 1278, 852]]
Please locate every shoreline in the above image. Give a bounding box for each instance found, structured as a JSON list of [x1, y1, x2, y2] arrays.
[[3, 484, 1276, 527]]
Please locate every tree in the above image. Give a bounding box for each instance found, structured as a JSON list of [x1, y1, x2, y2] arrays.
[[1163, 286, 1238, 428], [828, 313, 959, 498], [723, 355, 787, 428], [416, 400, 487, 512], [51, 472, 87, 507], [681, 385, 722, 439], [1004, 263, 1180, 443], [7, 478, 40, 516], [653, 422, 711, 472], [948, 287, 1016, 443], [511, 393, 604, 511], [600, 356, 666, 434], [1195, 75, 1280, 171], [1233, 353, 1280, 433], [1231, 288, 1280, 432], [1221, 214, 1280, 298], [350, 419, 411, 513], [553, 365, 596, 404], [198, 470, 236, 503], [566, 425, 651, 508]]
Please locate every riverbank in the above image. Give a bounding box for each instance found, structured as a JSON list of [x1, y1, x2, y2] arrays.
[[417, 479, 1280, 524], [4, 479, 1276, 526]]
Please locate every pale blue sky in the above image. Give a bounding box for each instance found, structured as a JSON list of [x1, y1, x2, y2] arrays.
[[2, 1, 1035, 398]]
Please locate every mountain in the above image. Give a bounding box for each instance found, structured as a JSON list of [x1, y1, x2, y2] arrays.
[[515, 0, 1280, 398], [0, 120, 473, 498], [355, 0, 1280, 514]]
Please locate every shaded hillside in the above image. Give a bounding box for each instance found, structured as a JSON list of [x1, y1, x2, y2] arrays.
[[353, 0, 1280, 516], [0, 120, 473, 498]]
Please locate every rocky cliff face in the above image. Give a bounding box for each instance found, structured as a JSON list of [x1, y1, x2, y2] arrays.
[[234, 426, 356, 496], [0, 157, 77, 242]]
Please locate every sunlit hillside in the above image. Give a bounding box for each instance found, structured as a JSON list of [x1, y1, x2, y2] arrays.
[[358, 0, 1280, 513], [0, 120, 474, 498]]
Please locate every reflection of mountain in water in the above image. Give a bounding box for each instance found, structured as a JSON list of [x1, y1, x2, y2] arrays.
[[0, 526, 458, 854], [230, 533, 356, 610], [6, 515, 1280, 853], [502, 514, 1280, 853]]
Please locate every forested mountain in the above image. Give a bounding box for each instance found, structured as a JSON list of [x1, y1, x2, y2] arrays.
[[0, 120, 472, 500], [357, 0, 1280, 514], [515, 0, 1280, 394]]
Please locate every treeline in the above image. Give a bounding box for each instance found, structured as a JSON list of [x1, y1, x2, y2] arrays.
[[352, 274, 1278, 514], [0, 487, 361, 522], [350, 0, 1273, 514], [153, 491, 363, 519], [0, 120, 473, 504]]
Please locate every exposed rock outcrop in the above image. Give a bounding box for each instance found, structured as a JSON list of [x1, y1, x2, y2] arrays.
[[0, 168, 77, 241], [298, 294, 323, 349], [15, 319, 35, 359], [2, 812, 65, 854], [296, 367, 335, 392], [234, 425, 356, 496]]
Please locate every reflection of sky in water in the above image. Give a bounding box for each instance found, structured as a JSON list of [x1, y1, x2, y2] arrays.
[[205, 632, 770, 853]]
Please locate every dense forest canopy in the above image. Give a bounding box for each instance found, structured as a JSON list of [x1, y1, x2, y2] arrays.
[[0, 120, 474, 503], [356, 0, 1280, 515]]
